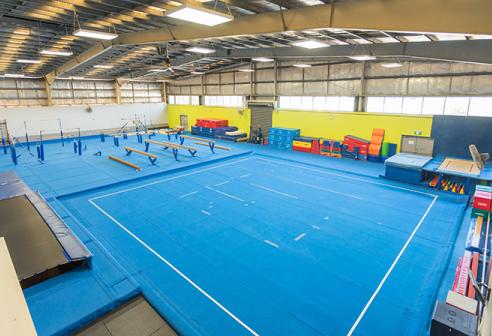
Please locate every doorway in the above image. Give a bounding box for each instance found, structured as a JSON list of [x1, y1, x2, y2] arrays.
[[249, 103, 274, 142], [179, 114, 189, 131]]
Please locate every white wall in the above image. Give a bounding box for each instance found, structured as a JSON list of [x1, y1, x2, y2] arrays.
[[0, 103, 168, 137]]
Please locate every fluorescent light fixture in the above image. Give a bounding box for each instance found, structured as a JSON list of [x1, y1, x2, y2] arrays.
[[470, 35, 492, 40], [149, 5, 166, 11], [73, 28, 118, 40], [166, 4, 233, 26], [186, 47, 215, 54], [403, 35, 430, 42], [252, 57, 274, 62], [376, 36, 399, 43], [4, 73, 25, 78], [239, 69, 255, 72], [433, 34, 466, 41], [148, 69, 165, 72], [349, 55, 376, 61], [13, 29, 30, 35], [40, 49, 73, 56], [17, 59, 41, 64], [71, 76, 86, 80], [347, 38, 372, 45], [293, 64, 312, 68], [292, 39, 330, 49], [191, 71, 205, 75], [381, 62, 403, 68], [93, 65, 114, 69]]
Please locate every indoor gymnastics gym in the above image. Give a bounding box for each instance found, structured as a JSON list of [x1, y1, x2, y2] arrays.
[[1, 1, 492, 336]]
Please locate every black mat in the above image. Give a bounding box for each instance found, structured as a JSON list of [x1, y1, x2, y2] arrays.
[[0, 195, 71, 287]]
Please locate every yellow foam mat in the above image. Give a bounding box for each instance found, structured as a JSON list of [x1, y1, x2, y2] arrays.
[[293, 141, 312, 148], [438, 158, 481, 175]]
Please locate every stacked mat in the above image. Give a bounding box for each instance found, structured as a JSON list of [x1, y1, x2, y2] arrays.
[[472, 185, 492, 218], [381, 142, 397, 162], [439, 184, 492, 324], [268, 127, 300, 150], [196, 118, 228, 128], [321, 140, 342, 158], [191, 126, 216, 138], [342, 135, 369, 160], [367, 128, 385, 162], [293, 136, 316, 153]]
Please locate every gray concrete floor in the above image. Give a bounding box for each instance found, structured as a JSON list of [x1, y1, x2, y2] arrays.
[[74, 296, 178, 336]]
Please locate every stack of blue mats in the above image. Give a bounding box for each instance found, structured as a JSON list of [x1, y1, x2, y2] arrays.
[[215, 127, 238, 136], [268, 127, 300, 150], [191, 126, 216, 138]]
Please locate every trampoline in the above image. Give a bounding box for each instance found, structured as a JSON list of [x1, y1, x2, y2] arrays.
[[0, 171, 91, 288]]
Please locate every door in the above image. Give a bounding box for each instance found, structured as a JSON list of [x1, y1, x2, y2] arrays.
[[179, 115, 188, 131], [249, 104, 273, 142]]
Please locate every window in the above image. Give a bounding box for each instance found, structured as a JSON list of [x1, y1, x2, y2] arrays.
[[168, 95, 199, 105], [383, 97, 403, 114], [469, 97, 492, 117], [366, 96, 492, 116], [402, 97, 423, 115], [203, 96, 244, 107], [444, 97, 469, 116], [366, 97, 384, 113], [422, 97, 445, 115], [278, 96, 355, 112]]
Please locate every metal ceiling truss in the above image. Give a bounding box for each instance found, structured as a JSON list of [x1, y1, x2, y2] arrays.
[[0, 0, 491, 82]]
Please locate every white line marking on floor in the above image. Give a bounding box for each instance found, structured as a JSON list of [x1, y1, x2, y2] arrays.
[[294, 233, 306, 241], [91, 157, 252, 200], [206, 186, 244, 202], [346, 195, 438, 336], [256, 157, 435, 197], [312, 225, 320, 230], [179, 191, 198, 198], [88, 199, 259, 336], [201, 210, 211, 216], [250, 183, 298, 199], [264, 240, 279, 248], [214, 181, 230, 187], [284, 178, 363, 200]]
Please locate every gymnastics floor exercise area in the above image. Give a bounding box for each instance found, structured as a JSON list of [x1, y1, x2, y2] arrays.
[[57, 154, 465, 336]]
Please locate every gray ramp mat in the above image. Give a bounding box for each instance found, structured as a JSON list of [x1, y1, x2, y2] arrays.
[[0, 195, 68, 281]]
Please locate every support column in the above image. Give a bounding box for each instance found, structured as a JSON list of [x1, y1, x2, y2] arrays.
[[357, 61, 367, 112], [44, 79, 53, 106], [161, 81, 167, 103], [114, 79, 122, 104]]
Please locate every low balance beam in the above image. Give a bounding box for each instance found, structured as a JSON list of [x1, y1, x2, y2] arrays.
[[157, 129, 181, 140], [108, 155, 141, 171], [144, 140, 197, 161], [194, 141, 230, 151], [180, 135, 215, 153], [124, 146, 157, 165]]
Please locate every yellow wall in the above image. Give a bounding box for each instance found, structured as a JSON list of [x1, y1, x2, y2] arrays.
[[167, 105, 251, 136], [273, 110, 433, 150], [167, 105, 433, 151]]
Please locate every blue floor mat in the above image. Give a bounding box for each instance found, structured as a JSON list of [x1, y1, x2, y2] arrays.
[[0, 137, 467, 335]]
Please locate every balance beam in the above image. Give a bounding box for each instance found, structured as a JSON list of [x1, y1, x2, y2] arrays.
[[144, 140, 197, 161], [194, 141, 230, 151], [108, 155, 141, 171], [124, 146, 157, 165], [180, 135, 215, 153], [157, 128, 181, 140]]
